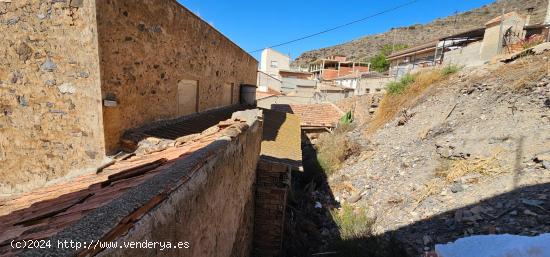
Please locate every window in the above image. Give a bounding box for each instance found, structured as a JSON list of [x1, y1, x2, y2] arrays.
[[376, 88, 382, 92], [270, 61, 278, 68]]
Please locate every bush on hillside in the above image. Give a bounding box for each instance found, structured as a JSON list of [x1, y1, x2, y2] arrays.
[[369, 69, 451, 134], [369, 44, 408, 72], [441, 65, 460, 76], [386, 73, 415, 95], [316, 125, 360, 176]]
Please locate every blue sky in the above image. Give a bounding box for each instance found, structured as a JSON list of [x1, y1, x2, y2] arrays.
[[179, 0, 496, 61]]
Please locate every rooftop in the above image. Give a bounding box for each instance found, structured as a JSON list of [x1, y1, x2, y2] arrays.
[[317, 83, 351, 92], [257, 88, 282, 100], [387, 40, 439, 60], [485, 12, 524, 27], [271, 103, 344, 128], [260, 109, 302, 169]]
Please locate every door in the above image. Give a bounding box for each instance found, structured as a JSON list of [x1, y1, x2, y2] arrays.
[[222, 83, 233, 107], [177, 79, 198, 116]]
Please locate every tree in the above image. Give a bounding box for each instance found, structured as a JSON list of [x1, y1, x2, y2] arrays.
[[368, 44, 408, 72]]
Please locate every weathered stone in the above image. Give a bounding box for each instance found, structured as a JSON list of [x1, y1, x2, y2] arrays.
[[450, 183, 464, 193], [70, 0, 84, 8], [16, 43, 33, 62], [17, 95, 28, 107], [40, 58, 57, 72], [57, 83, 76, 94], [1, 105, 12, 116], [45, 79, 56, 86], [85, 150, 97, 159], [78, 72, 89, 78], [6, 17, 19, 25]]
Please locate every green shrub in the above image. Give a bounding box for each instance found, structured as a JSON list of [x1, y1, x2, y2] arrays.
[[331, 204, 374, 240], [386, 74, 415, 95], [441, 65, 460, 76], [340, 111, 354, 126], [369, 44, 408, 72]]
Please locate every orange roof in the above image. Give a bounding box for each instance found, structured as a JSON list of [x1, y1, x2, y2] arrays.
[[271, 103, 344, 128], [0, 117, 250, 256], [256, 88, 281, 100]]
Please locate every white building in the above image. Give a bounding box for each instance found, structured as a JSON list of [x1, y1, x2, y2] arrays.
[[258, 48, 291, 92]]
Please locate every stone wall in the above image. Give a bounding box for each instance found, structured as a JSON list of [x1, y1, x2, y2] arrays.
[[96, 111, 262, 257], [0, 0, 106, 194], [0, 0, 258, 195], [22, 110, 263, 257], [96, 0, 258, 153]]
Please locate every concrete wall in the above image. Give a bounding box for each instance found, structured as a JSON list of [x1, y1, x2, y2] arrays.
[[97, 0, 258, 153], [443, 41, 484, 67], [334, 78, 359, 90], [257, 96, 317, 109], [480, 14, 526, 61], [357, 77, 391, 95], [260, 48, 290, 78], [0, 0, 106, 194], [258, 71, 282, 93]]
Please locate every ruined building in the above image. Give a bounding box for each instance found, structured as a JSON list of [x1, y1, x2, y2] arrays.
[[0, 0, 257, 194]]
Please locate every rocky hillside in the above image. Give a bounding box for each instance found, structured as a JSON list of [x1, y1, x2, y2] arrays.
[[285, 49, 550, 256], [292, 0, 548, 67]]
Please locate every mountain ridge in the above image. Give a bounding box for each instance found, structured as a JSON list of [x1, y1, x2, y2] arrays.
[[292, 0, 548, 67]]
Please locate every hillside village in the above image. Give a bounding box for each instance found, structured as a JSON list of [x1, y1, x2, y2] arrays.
[[0, 0, 550, 257]]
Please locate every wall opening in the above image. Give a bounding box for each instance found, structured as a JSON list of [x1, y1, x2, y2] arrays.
[[223, 83, 233, 106], [177, 79, 199, 116]]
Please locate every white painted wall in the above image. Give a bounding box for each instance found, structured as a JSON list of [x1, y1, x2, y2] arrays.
[[259, 48, 290, 78]]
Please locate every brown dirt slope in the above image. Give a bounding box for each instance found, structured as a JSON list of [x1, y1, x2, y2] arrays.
[[327, 51, 550, 255]]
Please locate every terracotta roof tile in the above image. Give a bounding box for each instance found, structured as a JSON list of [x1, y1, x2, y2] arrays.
[[271, 103, 344, 128]]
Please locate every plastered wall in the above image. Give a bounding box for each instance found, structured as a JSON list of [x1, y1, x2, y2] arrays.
[[96, 0, 258, 153], [0, 0, 105, 194]]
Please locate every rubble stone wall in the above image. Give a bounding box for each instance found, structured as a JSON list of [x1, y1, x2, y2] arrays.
[[95, 112, 263, 257], [96, 0, 258, 153], [0, 0, 105, 194]]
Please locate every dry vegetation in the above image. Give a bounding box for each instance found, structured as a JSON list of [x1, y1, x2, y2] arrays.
[[316, 125, 361, 176], [435, 157, 503, 183], [367, 67, 458, 134], [331, 203, 374, 240], [416, 153, 506, 206]]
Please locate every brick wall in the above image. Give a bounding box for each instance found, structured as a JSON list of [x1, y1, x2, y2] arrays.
[[253, 159, 291, 257]]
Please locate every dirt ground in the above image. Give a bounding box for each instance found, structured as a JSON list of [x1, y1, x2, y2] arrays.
[[284, 53, 550, 257]]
